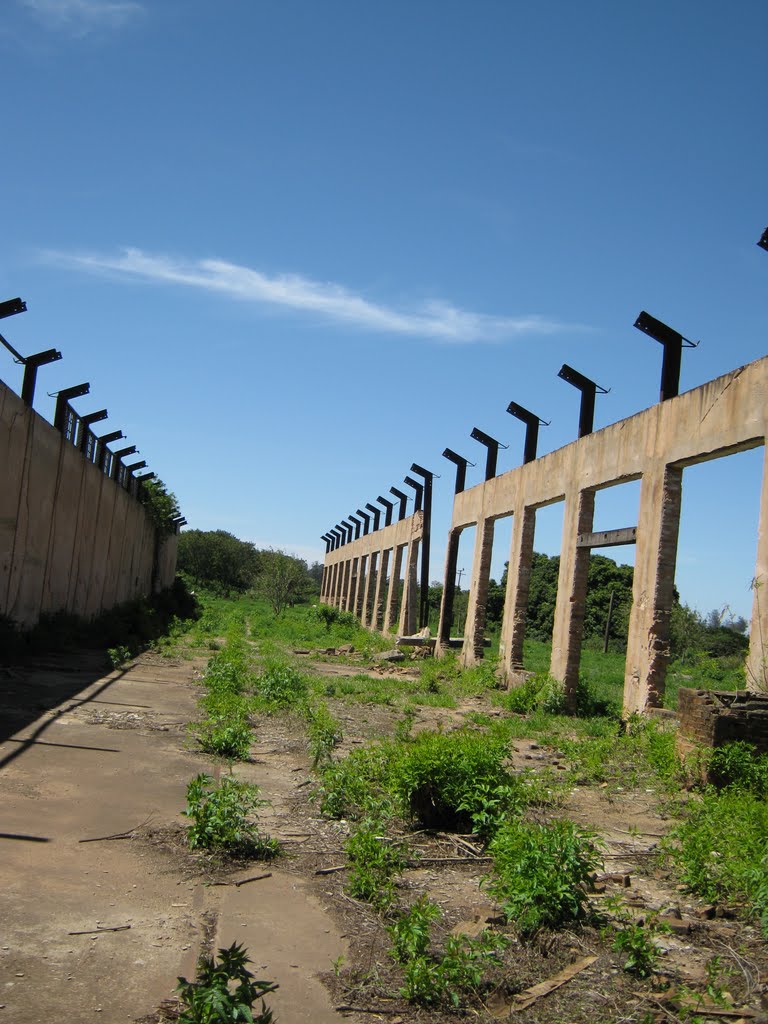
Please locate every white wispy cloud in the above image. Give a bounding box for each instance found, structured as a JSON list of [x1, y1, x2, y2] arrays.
[[20, 0, 142, 35], [44, 246, 579, 343]]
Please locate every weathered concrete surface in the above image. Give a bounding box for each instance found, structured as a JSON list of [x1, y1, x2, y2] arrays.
[[0, 378, 178, 628], [0, 653, 349, 1024], [439, 356, 768, 713]]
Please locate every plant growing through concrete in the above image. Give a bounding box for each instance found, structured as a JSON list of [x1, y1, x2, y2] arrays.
[[176, 941, 277, 1023], [183, 773, 278, 858], [107, 644, 131, 669]]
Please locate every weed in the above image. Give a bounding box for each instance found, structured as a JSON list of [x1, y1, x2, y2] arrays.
[[176, 941, 277, 1023], [707, 741, 768, 795], [393, 904, 507, 1008], [107, 644, 131, 669], [604, 901, 666, 979], [388, 896, 441, 963], [669, 785, 768, 933], [345, 811, 406, 909], [195, 718, 253, 760], [183, 773, 278, 858], [306, 701, 342, 768], [485, 818, 603, 934], [254, 663, 308, 709], [318, 742, 395, 819]]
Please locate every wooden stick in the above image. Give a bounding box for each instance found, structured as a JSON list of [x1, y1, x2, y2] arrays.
[[315, 865, 346, 875], [69, 925, 131, 935], [234, 873, 272, 887], [491, 954, 598, 1016]]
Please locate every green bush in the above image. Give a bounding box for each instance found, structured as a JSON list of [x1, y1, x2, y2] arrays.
[[183, 773, 278, 858], [345, 812, 406, 908], [671, 786, 768, 933], [176, 941, 276, 1023], [195, 718, 253, 760], [318, 743, 396, 819], [390, 730, 520, 833], [388, 896, 441, 963], [485, 818, 602, 934], [707, 741, 768, 795], [254, 663, 308, 709]]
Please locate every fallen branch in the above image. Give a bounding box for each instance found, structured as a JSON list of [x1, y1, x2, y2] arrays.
[[69, 925, 131, 935], [315, 865, 346, 875], [407, 856, 493, 866], [335, 1005, 402, 1016], [492, 954, 598, 1016], [79, 814, 153, 843], [234, 873, 272, 887]]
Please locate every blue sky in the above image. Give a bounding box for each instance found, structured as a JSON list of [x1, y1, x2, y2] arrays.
[[1, 0, 766, 620]]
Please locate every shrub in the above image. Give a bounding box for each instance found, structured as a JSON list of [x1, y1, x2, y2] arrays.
[[318, 743, 396, 819], [254, 663, 308, 709], [183, 773, 278, 858], [390, 730, 520, 833], [485, 818, 602, 934], [176, 941, 276, 1023], [670, 787, 768, 933], [707, 741, 768, 795]]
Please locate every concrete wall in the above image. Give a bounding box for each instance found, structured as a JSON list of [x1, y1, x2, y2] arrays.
[[435, 355, 768, 715], [0, 378, 178, 629], [321, 511, 424, 637]]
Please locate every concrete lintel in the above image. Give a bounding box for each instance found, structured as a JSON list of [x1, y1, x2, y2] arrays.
[[577, 527, 637, 548]]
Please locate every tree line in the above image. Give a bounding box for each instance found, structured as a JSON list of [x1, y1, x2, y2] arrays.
[[177, 529, 323, 614], [428, 551, 748, 659]]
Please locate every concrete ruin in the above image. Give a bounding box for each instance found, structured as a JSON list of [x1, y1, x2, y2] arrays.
[[1, 378, 178, 629], [435, 355, 768, 715], [321, 510, 424, 637]]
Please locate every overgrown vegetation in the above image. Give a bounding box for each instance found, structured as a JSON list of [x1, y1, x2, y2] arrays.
[[667, 742, 768, 936], [183, 772, 278, 858], [484, 818, 603, 934]]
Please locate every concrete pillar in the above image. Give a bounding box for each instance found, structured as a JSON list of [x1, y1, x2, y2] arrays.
[[500, 505, 536, 683], [342, 559, 353, 611], [333, 561, 342, 606], [550, 489, 595, 711], [354, 555, 367, 618], [383, 544, 405, 634], [372, 548, 389, 631], [436, 527, 461, 655], [461, 518, 495, 666], [746, 445, 768, 693], [624, 465, 683, 715], [399, 538, 420, 636], [361, 551, 377, 628]]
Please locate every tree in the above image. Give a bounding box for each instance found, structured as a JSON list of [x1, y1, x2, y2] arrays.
[[256, 549, 313, 615], [178, 530, 261, 594]]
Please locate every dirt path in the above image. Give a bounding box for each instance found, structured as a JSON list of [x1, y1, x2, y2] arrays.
[[0, 653, 348, 1023]]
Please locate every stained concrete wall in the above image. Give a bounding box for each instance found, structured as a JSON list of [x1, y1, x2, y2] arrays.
[[0, 378, 178, 629], [436, 355, 768, 715], [322, 511, 424, 637]]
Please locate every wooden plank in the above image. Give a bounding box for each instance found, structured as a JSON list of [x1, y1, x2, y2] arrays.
[[577, 527, 637, 548]]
